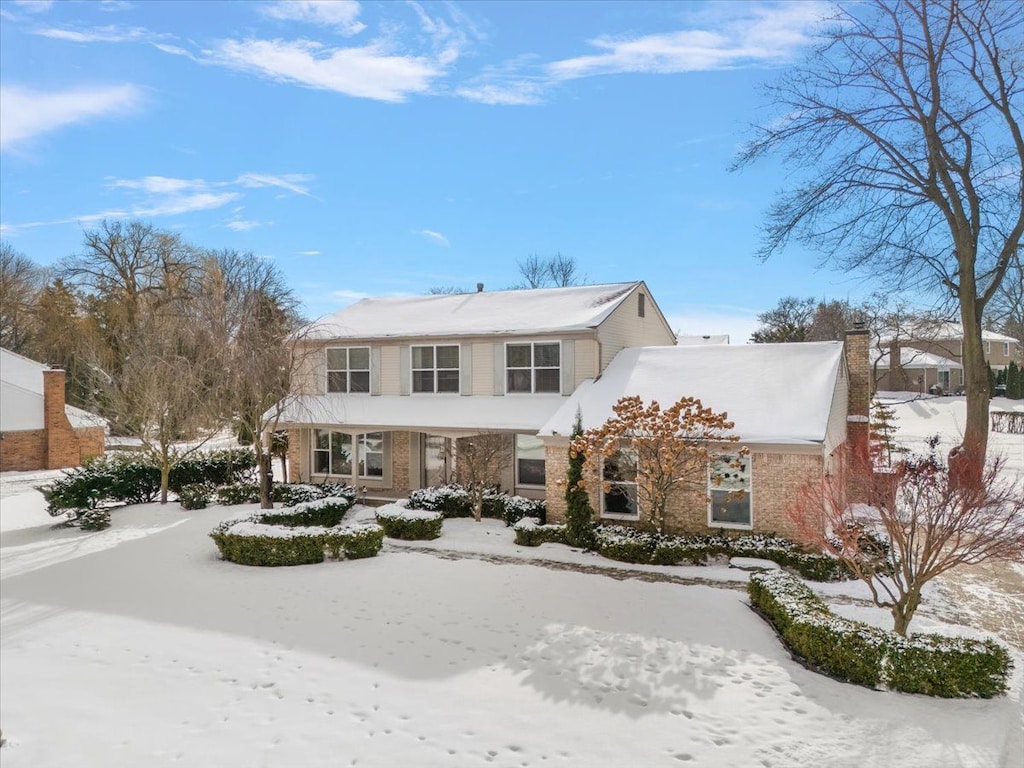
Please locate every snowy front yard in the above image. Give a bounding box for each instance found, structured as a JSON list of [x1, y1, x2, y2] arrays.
[[1, 485, 1021, 767]]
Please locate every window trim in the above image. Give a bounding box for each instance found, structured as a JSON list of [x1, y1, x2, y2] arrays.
[[514, 433, 547, 488], [503, 340, 562, 395], [312, 428, 353, 476], [599, 447, 640, 521], [325, 346, 371, 394], [357, 431, 384, 479], [707, 454, 753, 530], [1004, 342, 1010, 357], [410, 344, 461, 394]]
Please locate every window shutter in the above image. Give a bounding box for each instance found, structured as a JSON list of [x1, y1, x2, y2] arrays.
[[382, 432, 392, 486], [370, 347, 381, 395], [560, 340, 574, 395], [460, 344, 472, 396], [399, 345, 411, 395], [493, 344, 504, 395]]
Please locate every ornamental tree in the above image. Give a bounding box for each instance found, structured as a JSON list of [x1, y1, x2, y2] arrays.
[[789, 441, 1024, 636], [570, 396, 744, 535]]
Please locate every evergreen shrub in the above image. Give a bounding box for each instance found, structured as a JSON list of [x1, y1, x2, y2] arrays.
[[178, 483, 213, 510], [512, 518, 568, 546], [78, 508, 112, 531], [375, 504, 444, 540], [749, 570, 1011, 697]]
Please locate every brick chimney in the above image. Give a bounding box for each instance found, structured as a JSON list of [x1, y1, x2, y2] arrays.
[[43, 369, 80, 469], [845, 322, 871, 473]]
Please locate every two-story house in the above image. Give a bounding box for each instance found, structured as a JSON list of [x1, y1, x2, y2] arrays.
[[874, 321, 1023, 393], [279, 282, 675, 500], [277, 282, 868, 539]]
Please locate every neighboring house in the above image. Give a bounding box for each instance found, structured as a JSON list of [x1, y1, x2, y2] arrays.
[[539, 336, 866, 540], [872, 347, 964, 394], [0, 348, 107, 472], [277, 283, 869, 539], [278, 282, 675, 500], [876, 321, 1022, 392], [676, 333, 730, 345]]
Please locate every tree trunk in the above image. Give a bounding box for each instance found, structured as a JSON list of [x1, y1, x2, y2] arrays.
[[952, 280, 989, 487], [160, 462, 170, 505], [891, 589, 921, 637], [258, 449, 274, 510], [279, 454, 288, 484]]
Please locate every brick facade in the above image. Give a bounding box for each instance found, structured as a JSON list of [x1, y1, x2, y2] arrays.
[[0, 369, 105, 472]]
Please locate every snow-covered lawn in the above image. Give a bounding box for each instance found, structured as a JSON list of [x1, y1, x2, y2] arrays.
[[1, 395, 1022, 767]]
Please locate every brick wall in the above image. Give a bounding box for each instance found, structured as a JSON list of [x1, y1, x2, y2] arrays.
[[43, 370, 81, 469], [0, 429, 47, 471], [389, 431, 411, 495], [288, 428, 306, 482], [76, 427, 105, 462]]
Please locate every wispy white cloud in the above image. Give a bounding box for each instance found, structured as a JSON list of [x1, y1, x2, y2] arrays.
[[203, 38, 441, 102], [332, 289, 371, 302], [457, 1, 828, 105], [236, 172, 315, 197], [225, 219, 267, 232], [261, 0, 365, 36], [11, 0, 53, 12], [420, 229, 450, 247], [98, 1, 135, 11], [33, 24, 157, 43], [0, 84, 143, 151], [297, 250, 321, 256]]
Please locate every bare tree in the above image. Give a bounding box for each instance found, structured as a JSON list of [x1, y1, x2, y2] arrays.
[[571, 396, 744, 535], [515, 253, 586, 288], [735, 0, 1024, 480], [985, 249, 1023, 342], [789, 444, 1024, 635], [456, 433, 512, 521], [0, 241, 45, 353], [197, 250, 309, 509]]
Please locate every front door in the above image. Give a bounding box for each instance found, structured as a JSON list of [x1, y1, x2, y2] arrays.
[[422, 435, 451, 487]]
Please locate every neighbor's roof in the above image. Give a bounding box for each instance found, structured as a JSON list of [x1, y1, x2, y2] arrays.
[[676, 334, 730, 346], [0, 347, 107, 432], [277, 394, 567, 436], [308, 282, 643, 340], [539, 342, 846, 444], [872, 347, 962, 370], [879, 321, 1019, 344]]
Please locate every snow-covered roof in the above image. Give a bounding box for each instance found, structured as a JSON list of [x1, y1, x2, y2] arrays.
[[277, 394, 567, 436], [539, 342, 846, 445], [0, 347, 107, 432], [676, 334, 730, 346], [871, 347, 962, 370], [879, 321, 1019, 344], [308, 282, 642, 340]]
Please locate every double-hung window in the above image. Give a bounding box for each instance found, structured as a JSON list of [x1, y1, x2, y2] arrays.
[[515, 434, 546, 487], [313, 429, 352, 475], [709, 455, 751, 527], [326, 347, 370, 393], [358, 432, 384, 477], [412, 345, 460, 393], [506, 342, 560, 393], [1004, 342, 1011, 356], [601, 448, 638, 518]]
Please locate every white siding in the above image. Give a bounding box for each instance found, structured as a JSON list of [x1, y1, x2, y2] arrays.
[[380, 346, 401, 396], [574, 339, 599, 386], [823, 364, 849, 468], [596, 288, 676, 371], [471, 343, 493, 395]]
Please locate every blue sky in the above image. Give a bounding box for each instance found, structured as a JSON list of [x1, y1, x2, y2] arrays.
[[1, 0, 891, 341]]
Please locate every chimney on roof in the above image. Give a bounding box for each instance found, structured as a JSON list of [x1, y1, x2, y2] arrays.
[[476, 282, 484, 293]]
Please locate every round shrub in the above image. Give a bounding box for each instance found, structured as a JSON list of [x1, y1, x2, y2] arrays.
[[375, 504, 443, 540], [210, 521, 326, 566], [513, 518, 567, 547], [178, 483, 213, 510], [78, 508, 111, 531], [326, 523, 385, 560], [215, 482, 261, 506]]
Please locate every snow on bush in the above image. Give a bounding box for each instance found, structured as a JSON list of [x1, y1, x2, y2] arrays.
[[408, 484, 546, 526], [593, 525, 851, 581], [375, 502, 444, 541], [749, 570, 1012, 698], [513, 517, 567, 547], [77, 508, 111, 531]]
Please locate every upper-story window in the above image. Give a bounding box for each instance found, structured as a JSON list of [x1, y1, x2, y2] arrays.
[[506, 342, 560, 393], [412, 345, 460, 393], [638, 292, 646, 318], [986, 341, 991, 355], [1004, 342, 1011, 356], [327, 347, 370, 393]]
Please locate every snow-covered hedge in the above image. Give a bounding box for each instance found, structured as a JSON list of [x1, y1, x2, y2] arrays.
[[407, 484, 546, 526], [375, 502, 444, 540], [594, 526, 851, 582], [214, 482, 358, 508], [749, 570, 1011, 698], [210, 505, 382, 566], [513, 517, 568, 547]]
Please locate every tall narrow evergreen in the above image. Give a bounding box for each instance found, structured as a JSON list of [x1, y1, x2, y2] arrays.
[[565, 410, 596, 549], [1007, 361, 1022, 400]]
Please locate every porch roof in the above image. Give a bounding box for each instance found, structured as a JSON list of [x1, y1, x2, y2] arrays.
[[277, 394, 567, 436]]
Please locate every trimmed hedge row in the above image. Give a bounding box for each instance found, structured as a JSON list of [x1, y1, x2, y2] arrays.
[[594, 525, 852, 582], [513, 518, 568, 547], [375, 503, 444, 540], [209, 497, 379, 567], [213, 482, 358, 508], [407, 484, 546, 526], [749, 570, 1011, 698], [44, 449, 257, 513]]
